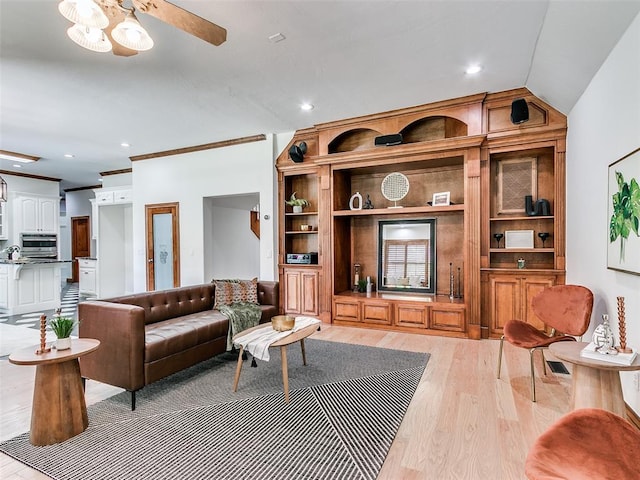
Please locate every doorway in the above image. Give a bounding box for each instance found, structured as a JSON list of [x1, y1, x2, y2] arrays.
[[71, 216, 90, 283], [145, 203, 180, 291]]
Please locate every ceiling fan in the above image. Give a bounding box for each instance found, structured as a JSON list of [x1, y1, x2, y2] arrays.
[[58, 0, 227, 56]]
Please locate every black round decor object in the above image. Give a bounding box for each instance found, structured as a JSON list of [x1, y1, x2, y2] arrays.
[[289, 142, 307, 163]]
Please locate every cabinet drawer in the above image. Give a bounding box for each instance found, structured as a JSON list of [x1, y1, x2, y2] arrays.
[[430, 307, 465, 332], [95, 191, 114, 204], [362, 302, 391, 325], [333, 299, 360, 323], [113, 189, 132, 203], [78, 259, 96, 268], [79, 268, 96, 294], [395, 303, 428, 328]]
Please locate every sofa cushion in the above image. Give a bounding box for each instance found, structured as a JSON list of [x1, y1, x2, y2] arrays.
[[145, 310, 228, 362], [213, 278, 258, 308]]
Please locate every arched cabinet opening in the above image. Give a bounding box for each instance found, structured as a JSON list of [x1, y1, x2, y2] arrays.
[[328, 128, 382, 154], [400, 116, 468, 143]]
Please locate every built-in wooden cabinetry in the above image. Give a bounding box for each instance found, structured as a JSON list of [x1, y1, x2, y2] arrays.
[[276, 88, 567, 339]]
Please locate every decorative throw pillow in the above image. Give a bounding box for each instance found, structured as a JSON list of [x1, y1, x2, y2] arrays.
[[213, 278, 258, 309]]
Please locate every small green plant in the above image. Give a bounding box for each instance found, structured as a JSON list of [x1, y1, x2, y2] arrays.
[[284, 192, 310, 208], [609, 171, 640, 262], [49, 316, 76, 339], [357, 279, 368, 293]]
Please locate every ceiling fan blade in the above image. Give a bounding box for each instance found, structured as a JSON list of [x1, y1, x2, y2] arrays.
[[133, 0, 227, 46], [98, 1, 138, 57]]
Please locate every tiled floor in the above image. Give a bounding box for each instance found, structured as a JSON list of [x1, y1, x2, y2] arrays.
[[0, 283, 79, 330]]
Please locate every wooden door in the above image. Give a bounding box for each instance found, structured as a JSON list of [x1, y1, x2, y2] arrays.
[[145, 203, 180, 291], [71, 216, 90, 282], [284, 269, 301, 314], [300, 270, 319, 316]]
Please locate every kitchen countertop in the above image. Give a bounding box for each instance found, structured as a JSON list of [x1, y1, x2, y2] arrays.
[[0, 259, 72, 264]]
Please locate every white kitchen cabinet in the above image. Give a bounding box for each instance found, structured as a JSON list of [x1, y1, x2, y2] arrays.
[[78, 258, 97, 296], [0, 265, 8, 309], [95, 188, 132, 205], [14, 194, 59, 234], [0, 262, 64, 315]]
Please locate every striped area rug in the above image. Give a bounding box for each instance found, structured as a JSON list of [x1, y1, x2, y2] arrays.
[[1, 339, 428, 480]]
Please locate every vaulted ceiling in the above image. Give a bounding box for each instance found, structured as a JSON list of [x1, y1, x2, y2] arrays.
[[1, 1, 639, 191]]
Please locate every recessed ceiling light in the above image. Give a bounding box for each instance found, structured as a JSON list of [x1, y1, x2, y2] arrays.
[[98, 178, 103, 182], [121, 142, 130, 147], [465, 64, 482, 75], [300, 103, 314, 111], [64, 153, 74, 158], [13, 164, 22, 168]]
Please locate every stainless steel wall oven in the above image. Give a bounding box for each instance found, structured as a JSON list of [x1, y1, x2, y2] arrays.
[[20, 233, 58, 258]]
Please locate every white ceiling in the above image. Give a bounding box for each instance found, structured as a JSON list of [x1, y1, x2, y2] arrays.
[[1, 1, 639, 192]]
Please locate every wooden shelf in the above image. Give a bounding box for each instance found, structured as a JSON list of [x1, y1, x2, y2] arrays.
[[490, 215, 553, 221], [285, 211, 318, 216], [333, 204, 464, 217], [285, 231, 318, 235], [490, 248, 554, 253]]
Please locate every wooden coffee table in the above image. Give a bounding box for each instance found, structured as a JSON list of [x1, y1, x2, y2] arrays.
[[9, 338, 100, 446], [232, 322, 320, 402], [549, 341, 640, 417]]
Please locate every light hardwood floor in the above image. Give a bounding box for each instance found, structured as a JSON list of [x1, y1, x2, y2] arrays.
[[1, 324, 574, 479]]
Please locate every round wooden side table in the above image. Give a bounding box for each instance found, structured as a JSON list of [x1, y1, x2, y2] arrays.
[[549, 341, 640, 417], [9, 338, 100, 446]]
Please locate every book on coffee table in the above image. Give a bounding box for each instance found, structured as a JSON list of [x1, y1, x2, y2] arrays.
[[580, 342, 637, 365]]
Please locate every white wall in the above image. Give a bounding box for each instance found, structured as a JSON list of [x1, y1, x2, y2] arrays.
[[566, 13, 640, 413], [131, 135, 281, 290], [64, 191, 95, 280], [209, 204, 260, 280]]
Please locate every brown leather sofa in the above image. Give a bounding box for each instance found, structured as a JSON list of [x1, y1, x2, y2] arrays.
[[78, 281, 279, 409]]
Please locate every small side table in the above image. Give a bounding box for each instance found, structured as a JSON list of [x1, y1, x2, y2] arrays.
[[549, 341, 640, 417], [9, 338, 100, 446]]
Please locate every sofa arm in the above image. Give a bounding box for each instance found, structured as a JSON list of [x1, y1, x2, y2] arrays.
[[78, 301, 147, 392], [257, 281, 279, 310]]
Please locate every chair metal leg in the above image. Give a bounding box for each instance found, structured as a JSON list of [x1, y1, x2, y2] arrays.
[[497, 335, 505, 379], [529, 348, 537, 402]]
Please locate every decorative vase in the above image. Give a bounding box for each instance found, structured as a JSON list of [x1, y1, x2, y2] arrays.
[[292, 205, 303, 213], [55, 337, 71, 350]]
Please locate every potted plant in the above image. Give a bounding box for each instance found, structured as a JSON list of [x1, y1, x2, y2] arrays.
[[285, 192, 310, 213], [49, 316, 76, 350]]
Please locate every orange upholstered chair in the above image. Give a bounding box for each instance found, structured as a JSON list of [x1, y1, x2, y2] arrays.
[[496, 284, 593, 402], [525, 408, 640, 479]]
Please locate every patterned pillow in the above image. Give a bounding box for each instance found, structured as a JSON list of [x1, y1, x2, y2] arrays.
[[213, 278, 258, 308]]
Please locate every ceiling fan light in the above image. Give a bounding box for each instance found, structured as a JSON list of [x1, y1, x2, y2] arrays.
[[58, 0, 109, 29], [67, 23, 113, 53], [112, 10, 154, 51]]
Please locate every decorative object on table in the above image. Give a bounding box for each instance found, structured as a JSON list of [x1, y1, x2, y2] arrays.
[[617, 296, 632, 353], [432, 191, 450, 207], [517, 258, 526, 269], [505, 229, 534, 249], [493, 232, 504, 248], [366, 276, 373, 295], [362, 194, 374, 209], [456, 267, 462, 298], [35, 314, 50, 355], [592, 314, 617, 355], [580, 341, 637, 365], [299, 224, 311, 231], [607, 147, 640, 275], [288, 141, 307, 163], [524, 195, 551, 216], [449, 262, 454, 300], [537, 232, 550, 247], [271, 315, 295, 332], [357, 279, 367, 293], [353, 263, 361, 291], [49, 312, 76, 351], [349, 191, 362, 210], [285, 192, 309, 213], [381, 172, 409, 208], [3, 244, 20, 260]]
